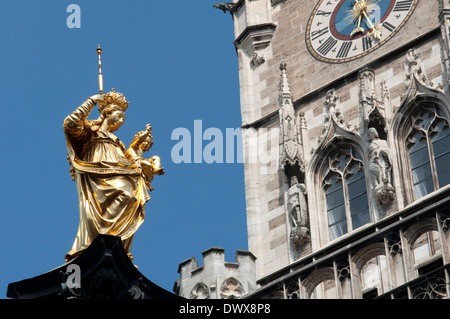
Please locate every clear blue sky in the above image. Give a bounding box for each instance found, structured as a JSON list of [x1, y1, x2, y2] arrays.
[[0, 1, 248, 296]]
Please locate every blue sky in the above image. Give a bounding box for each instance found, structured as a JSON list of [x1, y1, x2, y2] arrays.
[[0, 1, 248, 296]]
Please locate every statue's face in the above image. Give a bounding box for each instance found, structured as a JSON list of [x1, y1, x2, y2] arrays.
[[368, 128, 378, 141], [107, 109, 126, 132], [141, 136, 153, 152]]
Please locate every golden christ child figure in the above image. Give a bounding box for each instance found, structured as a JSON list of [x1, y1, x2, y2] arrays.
[[63, 90, 164, 262], [126, 124, 165, 191]]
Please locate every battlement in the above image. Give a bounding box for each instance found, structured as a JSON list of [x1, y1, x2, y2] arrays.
[[175, 247, 256, 299]]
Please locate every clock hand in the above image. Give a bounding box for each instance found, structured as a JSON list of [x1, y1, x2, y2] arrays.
[[348, 0, 366, 37], [362, 10, 382, 40], [350, 15, 364, 36]]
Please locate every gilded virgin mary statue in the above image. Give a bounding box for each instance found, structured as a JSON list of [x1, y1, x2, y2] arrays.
[[63, 90, 164, 262]]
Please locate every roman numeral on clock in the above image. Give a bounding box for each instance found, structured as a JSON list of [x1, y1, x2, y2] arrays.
[[393, 0, 413, 12], [382, 21, 396, 32], [362, 36, 373, 51], [316, 10, 331, 17], [311, 27, 329, 41], [317, 36, 338, 55], [336, 41, 352, 58]]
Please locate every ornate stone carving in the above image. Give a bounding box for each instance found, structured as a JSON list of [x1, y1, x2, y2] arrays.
[[322, 89, 353, 131], [285, 280, 300, 299], [438, 206, 450, 233], [368, 127, 395, 207], [380, 79, 390, 104], [220, 278, 245, 299], [412, 277, 447, 299], [359, 68, 377, 124], [358, 68, 391, 138], [403, 49, 444, 102], [190, 282, 210, 299], [250, 52, 265, 66], [213, 3, 235, 14], [314, 89, 359, 155], [438, 0, 450, 88], [404, 49, 427, 88], [387, 232, 402, 256], [278, 62, 304, 173], [287, 176, 310, 248], [337, 258, 351, 282]]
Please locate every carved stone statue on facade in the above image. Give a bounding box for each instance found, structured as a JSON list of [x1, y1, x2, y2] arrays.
[[368, 127, 395, 207], [250, 52, 265, 66], [323, 89, 347, 128], [287, 176, 310, 247]]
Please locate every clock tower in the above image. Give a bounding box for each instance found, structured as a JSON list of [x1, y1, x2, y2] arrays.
[[213, 0, 450, 299]]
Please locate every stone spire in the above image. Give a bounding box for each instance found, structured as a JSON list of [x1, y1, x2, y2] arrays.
[[278, 62, 304, 175]]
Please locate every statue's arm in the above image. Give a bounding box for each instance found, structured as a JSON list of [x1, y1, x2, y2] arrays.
[[64, 95, 103, 137], [126, 127, 150, 157], [128, 137, 141, 151]]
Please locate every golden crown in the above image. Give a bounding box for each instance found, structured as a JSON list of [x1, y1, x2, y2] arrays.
[[98, 89, 129, 113]]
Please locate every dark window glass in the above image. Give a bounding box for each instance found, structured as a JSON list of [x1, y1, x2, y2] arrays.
[[407, 105, 450, 199], [324, 147, 369, 240]]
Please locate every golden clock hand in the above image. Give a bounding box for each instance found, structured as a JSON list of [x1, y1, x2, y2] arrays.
[[350, 15, 364, 37], [362, 10, 382, 40], [348, 0, 366, 36]]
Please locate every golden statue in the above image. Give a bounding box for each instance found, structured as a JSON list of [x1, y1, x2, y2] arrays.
[[63, 46, 164, 262]]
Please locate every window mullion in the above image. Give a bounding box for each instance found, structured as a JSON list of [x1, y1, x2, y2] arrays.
[[342, 173, 353, 233], [426, 133, 439, 191]]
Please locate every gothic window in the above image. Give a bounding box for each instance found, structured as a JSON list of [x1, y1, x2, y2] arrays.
[[323, 146, 370, 241], [406, 104, 450, 199], [412, 230, 442, 274], [360, 255, 389, 298]]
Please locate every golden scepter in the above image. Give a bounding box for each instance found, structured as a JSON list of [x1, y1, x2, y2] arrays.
[[96, 44, 103, 94]]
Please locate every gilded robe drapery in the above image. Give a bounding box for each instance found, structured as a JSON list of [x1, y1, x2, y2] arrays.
[[64, 98, 150, 261]]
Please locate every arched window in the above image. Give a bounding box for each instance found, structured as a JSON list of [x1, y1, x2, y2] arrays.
[[360, 255, 389, 298], [311, 278, 337, 299], [303, 267, 336, 299], [402, 217, 444, 279], [322, 146, 370, 240], [412, 230, 442, 273], [406, 104, 450, 199]]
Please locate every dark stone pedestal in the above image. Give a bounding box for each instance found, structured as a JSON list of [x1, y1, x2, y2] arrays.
[[7, 235, 181, 299]]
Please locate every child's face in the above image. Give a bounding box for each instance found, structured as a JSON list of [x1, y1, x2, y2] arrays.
[[141, 136, 153, 152]]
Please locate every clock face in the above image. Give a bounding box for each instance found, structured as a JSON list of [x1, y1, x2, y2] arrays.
[[305, 0, 418, 63]]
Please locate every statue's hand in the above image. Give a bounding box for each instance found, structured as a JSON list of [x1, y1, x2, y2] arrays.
[[90, 94, 105, 104], [137, 130, 148, 141]]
